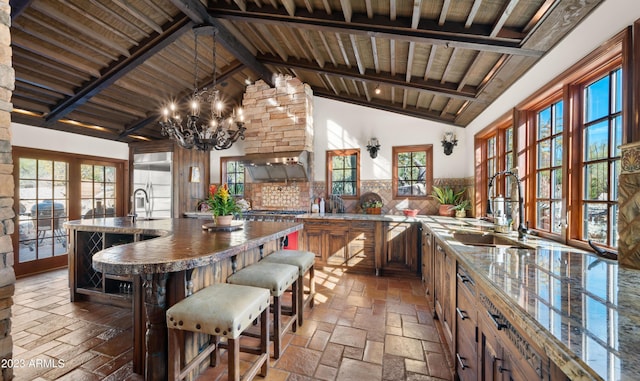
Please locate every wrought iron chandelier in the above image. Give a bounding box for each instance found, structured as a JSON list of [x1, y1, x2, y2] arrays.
[[159, 26, 245, 151]]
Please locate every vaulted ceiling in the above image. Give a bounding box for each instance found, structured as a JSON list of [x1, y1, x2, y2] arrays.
[[9, 0, 603, 144]]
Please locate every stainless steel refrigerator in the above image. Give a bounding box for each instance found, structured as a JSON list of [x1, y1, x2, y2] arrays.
[[132, 152, 172, 218]]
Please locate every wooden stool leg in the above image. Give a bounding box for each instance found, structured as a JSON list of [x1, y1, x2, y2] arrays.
[[210, 335, 220, 367], [273, 296, 282, 359], [309, 265, 315, 308], [167, 328, 183, 381], [297, 274, 304, 327], [260, 307, 269, 377], [292, 279, 298, 332], [229, 337, 240, 381]]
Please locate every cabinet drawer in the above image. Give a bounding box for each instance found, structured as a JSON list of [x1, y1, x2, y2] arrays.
[[456, 328, 477, 381], [456, 277, 476, 342], [349, 221, 375, 231]]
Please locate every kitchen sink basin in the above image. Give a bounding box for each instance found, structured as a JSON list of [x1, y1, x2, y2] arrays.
[[452, 231, 531, 249]]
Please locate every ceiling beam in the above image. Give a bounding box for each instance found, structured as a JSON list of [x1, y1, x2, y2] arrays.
[[258, 53, 479, 102], [206, 3, 543, 57], [45, 16, 194, 124], [313, 88, 459, 126], [170, 0, 274, 86]]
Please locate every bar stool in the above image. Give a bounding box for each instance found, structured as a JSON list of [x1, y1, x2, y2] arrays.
[[166, 283, 270, 381], [262, 249, 315, 326], [227, 261, 298, 358]]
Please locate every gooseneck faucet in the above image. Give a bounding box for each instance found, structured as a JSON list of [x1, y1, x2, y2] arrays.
[[487, 170, 529, 239], [130, 188, 149, 222]]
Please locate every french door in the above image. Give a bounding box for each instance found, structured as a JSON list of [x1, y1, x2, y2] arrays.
[[12, 147, 125, 277]]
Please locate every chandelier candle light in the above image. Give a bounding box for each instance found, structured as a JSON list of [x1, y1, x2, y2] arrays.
[[159, 26, 246, 151]]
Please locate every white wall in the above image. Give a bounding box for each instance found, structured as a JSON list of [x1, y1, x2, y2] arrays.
[[312, 98, 467, 181], [464, 0, 640, 175], [11, 122, 129, 160]]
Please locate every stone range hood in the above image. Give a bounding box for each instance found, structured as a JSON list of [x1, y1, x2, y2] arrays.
[[240, 150, 310, 183], [240, 75, 314, 210]]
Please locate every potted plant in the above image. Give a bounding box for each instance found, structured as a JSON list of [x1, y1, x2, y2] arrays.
[[431, 186, 466, 217], [452, 199, 471, 218], [207, 184, 242, 225], [362, 200, 383, 215]]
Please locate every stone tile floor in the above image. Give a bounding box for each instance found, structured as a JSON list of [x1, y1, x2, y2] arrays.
[[11, 267, 453, 381]]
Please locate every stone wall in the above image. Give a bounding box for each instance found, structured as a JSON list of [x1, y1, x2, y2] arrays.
[[241, 75, 313, 154], [618, 141, 640, 269], [0, 0, 15, 379], [242, 75, 314, 210]]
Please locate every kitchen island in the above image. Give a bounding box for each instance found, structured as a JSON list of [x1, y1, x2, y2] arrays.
[[421, 216, 639, 381], [65, 217, 303, 381], [297, 213, 424, 276]]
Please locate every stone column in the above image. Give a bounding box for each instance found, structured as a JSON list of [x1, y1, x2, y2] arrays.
[[0, 0, 15, 380], [618, 141, 640, 269]]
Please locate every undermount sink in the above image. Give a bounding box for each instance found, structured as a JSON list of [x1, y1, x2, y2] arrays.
[[452, 231, 531, 250]]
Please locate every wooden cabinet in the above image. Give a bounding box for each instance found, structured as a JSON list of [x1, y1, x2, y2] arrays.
[[347, 221, 377, 270], [433, 241, 455, 360], [69, 230, 157, 308], [384, 221, 419, 275], [455, 265, 478, 381], [301, 218, 419, 275], [421, 224, 434, 311]]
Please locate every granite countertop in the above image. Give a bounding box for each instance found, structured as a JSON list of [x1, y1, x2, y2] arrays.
[[65, 218, 303, 275], [422, 216, 639, 381], [298, 212, 426, 223]]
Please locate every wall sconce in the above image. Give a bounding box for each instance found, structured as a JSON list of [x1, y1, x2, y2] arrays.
[[441, 132, 458, 155], [366, 138, 381, 158]]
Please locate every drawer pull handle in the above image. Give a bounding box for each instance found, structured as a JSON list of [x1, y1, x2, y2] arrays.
[[456, 272, 471, 283], [456, 307, 468, 320], [456, 353, 468, 370], [487, 311, 508, 331], [436, 245, 444, 253]]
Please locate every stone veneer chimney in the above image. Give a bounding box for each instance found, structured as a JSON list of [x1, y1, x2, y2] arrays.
[[240, 75, 314, 210], [0, 0, 15, 379], [618, 141, 640, 269], [242, 75, 313, 154]]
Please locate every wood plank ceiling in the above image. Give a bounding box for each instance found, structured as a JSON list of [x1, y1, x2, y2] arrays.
[[9, 0, 604, 144]]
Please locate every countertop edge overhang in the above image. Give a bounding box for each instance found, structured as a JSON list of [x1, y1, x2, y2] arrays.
[[66, 218, 303, 275], [297, 213, 424, 222], [424, 217, 639, 381]]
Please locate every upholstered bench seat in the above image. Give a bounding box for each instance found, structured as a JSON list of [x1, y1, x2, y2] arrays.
[[262, 249, 316, 326], [166, 283, 270, 381], [227, 261, 299, 358]]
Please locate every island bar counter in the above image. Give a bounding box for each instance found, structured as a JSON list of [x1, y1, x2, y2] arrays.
[[65, 217, 303, 381]]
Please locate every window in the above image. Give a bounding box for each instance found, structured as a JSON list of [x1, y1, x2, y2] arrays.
[[581, 68, 622, 246], [17, 158, 69, 264], [392, 145, 433, 198], [535, 100, 564, 234], [475, 118, 513, 217], [81, 164, 117, 218], [326, 149, 359, 198], [477, 29, 628, 250], [222, 159, 245, 196]]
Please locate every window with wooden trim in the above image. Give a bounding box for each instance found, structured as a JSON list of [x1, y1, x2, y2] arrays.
[[221, 158, 245, 196], [475, 120, 513, 217], [326, 149, 360, 198], [581, 68, 622, 247], [392, 145, 433, 199], [513, 30, 625, 250], [534, 100, 564, 234]]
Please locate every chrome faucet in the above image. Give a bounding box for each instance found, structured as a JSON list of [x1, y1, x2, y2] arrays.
[[487, 170, 529, 239], [130, 188, 149, 222]]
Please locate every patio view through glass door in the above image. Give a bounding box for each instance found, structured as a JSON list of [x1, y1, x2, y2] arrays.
[[16, 157, 69, 275]]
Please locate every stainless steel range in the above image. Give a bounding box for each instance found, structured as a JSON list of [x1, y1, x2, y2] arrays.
[[239, 210, 306, 222]]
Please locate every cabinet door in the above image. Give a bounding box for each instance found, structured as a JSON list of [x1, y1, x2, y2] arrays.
[[347, 221, 376, 270], [303, 229, 324, 260], [421, 226, 434, 306], [386, 222, 419, 272], [434, 243, 454, 357], [480, 328, 502, 381], [326, 227, 349, 265], [456, 267, 478, 381]]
